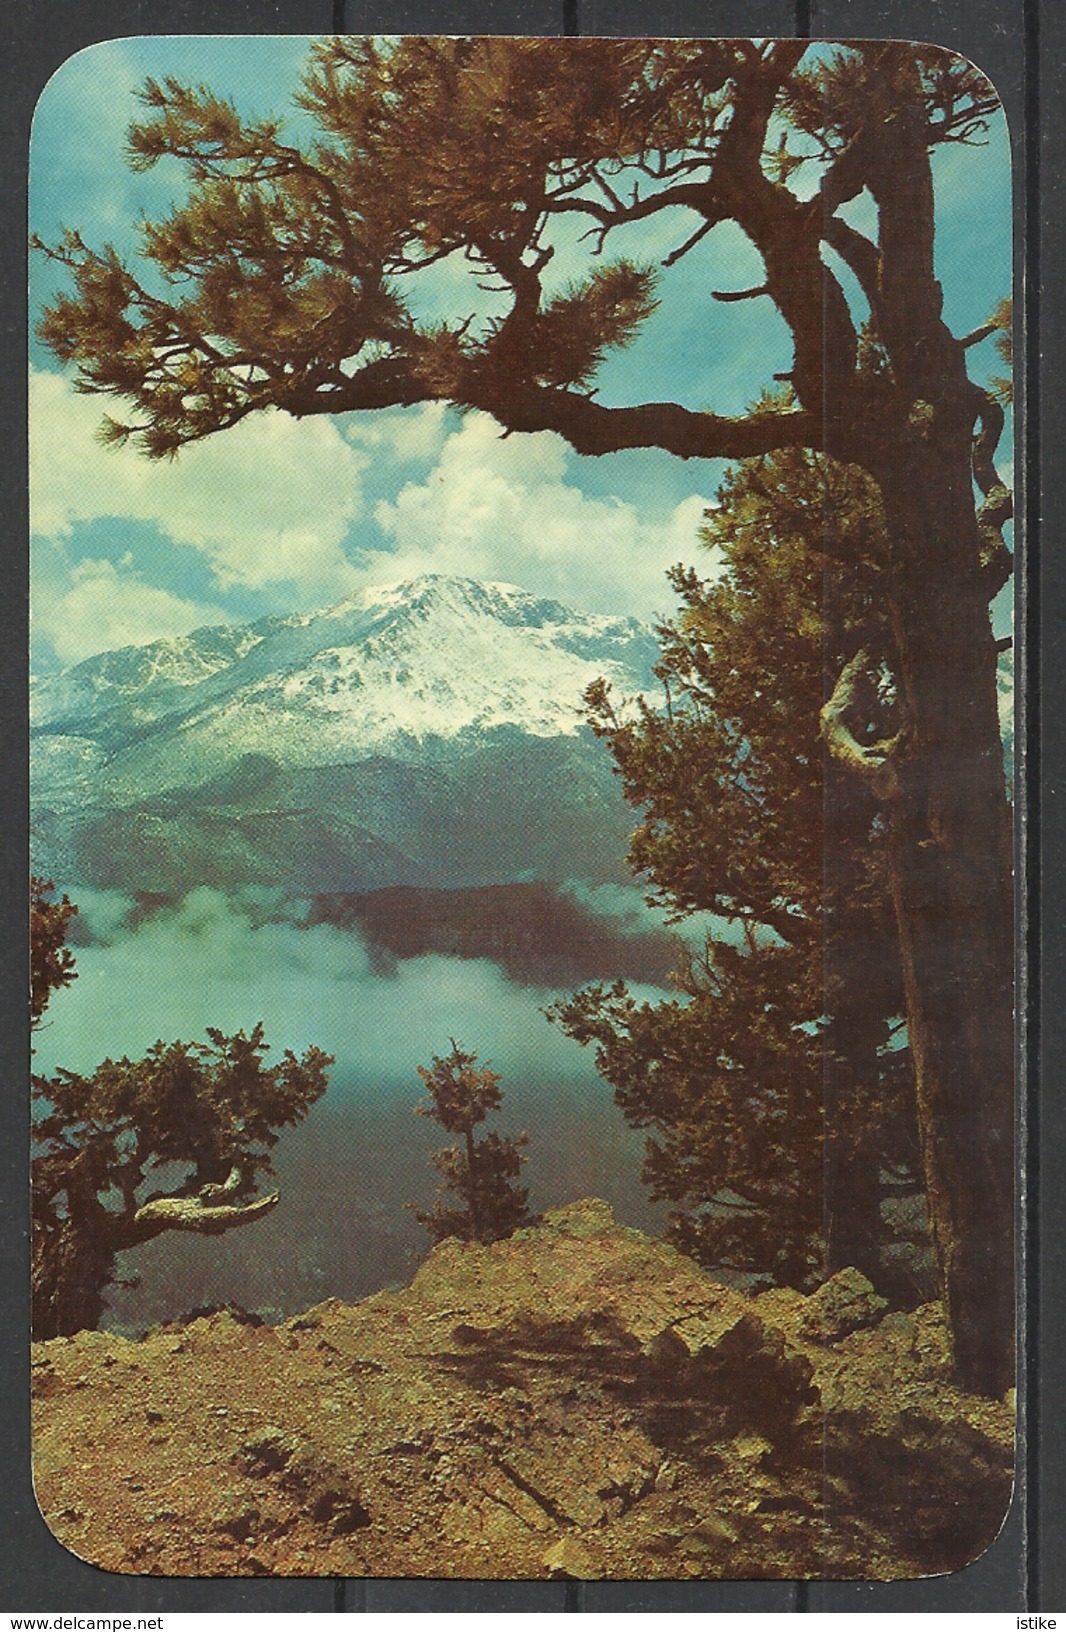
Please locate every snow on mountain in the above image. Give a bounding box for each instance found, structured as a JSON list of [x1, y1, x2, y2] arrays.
[[31, 576, 660, 894], [33, 576, 657, 796]]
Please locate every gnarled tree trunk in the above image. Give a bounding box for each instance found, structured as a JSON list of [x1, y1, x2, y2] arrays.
[[879, 458, 1015, 1398], [32, 1174, 280, 1341], [826, 418, 1015, 1395]]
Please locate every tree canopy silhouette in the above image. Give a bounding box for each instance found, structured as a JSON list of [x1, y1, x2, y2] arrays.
[[31, 876, 78, 1031], [35, 37, 1013, 1393]]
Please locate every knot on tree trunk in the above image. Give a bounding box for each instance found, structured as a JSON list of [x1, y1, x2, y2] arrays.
[[821, 648, 903, 803]]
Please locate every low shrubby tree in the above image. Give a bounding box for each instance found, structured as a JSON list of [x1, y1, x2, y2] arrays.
[[33, 1026, 333, 1338], [413, 1041, 532, 1245], [30, 888, 333, 1338]]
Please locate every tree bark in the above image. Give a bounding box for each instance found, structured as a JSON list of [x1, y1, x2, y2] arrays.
[[32, 1179, 282, 1340], [465, 1127, 481, 1243], [877, 454, 1015, 1398], [820, 760, 899, 1298], [824, 1128, 884, 1290], [32, 1217, 112, 1339]]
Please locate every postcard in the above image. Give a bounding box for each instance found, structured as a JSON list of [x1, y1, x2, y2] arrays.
[[29, 34, 1015, 1579]]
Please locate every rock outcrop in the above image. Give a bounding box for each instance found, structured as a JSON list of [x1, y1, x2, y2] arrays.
[[31, 1201, 1013, 1579]]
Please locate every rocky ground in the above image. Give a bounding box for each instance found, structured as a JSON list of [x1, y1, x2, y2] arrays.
[[32, 1200, 1013, 1581]]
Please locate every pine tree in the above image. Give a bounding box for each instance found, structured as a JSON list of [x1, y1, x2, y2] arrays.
[[30, 890, 333, 1337], [413, 1041, 532, 1246], [554, 448, 926, 1296], [35, 38, 1014, 1391], [33, 1025, 333, 1338]]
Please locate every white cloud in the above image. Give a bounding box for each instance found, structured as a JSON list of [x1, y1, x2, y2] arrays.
[[30, 371, 718, 666], [32, 887, 606, 1097], [30, 367, 368, 601], [343, 401, 451, 465], [372, 411, 715, 617], [32, 555, 230, 668]]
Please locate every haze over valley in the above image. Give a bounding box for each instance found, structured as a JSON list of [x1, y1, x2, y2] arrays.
[[32, 575, 679, 1330]]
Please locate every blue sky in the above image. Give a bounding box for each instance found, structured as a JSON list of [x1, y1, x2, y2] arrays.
[[29, 37, 1014, 673]]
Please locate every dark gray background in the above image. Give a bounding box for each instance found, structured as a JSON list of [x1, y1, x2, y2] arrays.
[[1, 0, 1055, 1611]]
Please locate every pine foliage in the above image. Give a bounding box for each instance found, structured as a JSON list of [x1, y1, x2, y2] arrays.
[[30, 876, 78, 1030], [553, 449, 920, 1292]]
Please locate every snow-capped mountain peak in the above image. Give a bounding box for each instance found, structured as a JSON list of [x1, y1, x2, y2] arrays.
[[33, 574, 656, 768], [31, 577, 660, 894]]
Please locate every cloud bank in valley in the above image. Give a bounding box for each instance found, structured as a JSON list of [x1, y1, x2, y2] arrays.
[[37, 887, 670, 1106]]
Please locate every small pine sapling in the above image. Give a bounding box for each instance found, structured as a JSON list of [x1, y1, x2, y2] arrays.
[[413, 1041, 532, 1245]]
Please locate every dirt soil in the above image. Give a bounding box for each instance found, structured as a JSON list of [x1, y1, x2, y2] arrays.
[[31, 1199, 1014, 1580]]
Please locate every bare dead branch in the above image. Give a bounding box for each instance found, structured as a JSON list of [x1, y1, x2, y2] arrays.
[[662, 217, 717, 268], [960, 321, 997, 349], [128, 1187, 279, 1245], [712, 285, 770, 303]]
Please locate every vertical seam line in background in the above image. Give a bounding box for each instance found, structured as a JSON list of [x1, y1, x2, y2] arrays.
[[564, 37, 582, 1632], [1022, 0, 1041, 1608], [327, 0, 343, 1572], [797, 0, 814, 1612], [330, 0, 346, 1565], [324, 0, 343, 1574], [791, 0, 810, 1562], [563, 1, 580, 38]]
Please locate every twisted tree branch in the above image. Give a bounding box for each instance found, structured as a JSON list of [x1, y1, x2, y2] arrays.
[[127, 1185, 279, 1245], [124, 1166, 279, 1245], [971, 388, 1013, 598]]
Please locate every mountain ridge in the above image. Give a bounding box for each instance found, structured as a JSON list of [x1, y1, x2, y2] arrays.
[[31, 574, 660, 895]]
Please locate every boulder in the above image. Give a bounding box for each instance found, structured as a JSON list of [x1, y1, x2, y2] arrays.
[[543, 1536, 598, 1579], [644, 1307, 818, 1435], [797, 1268, 889, 1343]]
